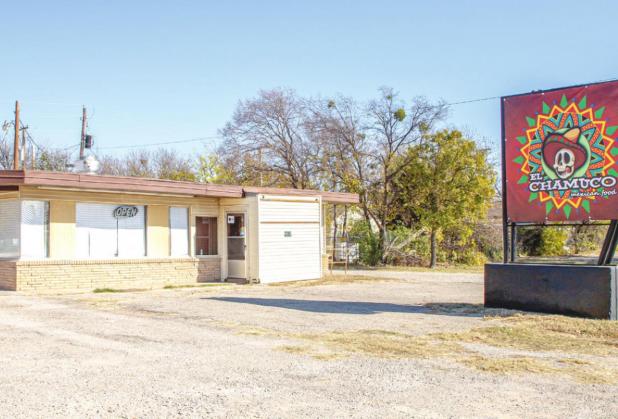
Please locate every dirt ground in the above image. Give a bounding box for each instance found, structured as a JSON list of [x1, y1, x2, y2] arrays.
[[0, 270, 617, 418]]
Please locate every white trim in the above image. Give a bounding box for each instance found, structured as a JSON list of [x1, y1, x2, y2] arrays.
[[225, 210, 247, 280], [36, 186, 192, 198]]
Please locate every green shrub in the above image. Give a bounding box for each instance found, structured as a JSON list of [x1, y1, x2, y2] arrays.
[[519, 226, 568, 256], [384, 225, 429, 266], [349, 220, 383, 266], [538, 228, 569, 256]]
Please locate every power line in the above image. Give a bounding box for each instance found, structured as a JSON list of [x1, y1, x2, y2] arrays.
[[447, 96, 501, 106], [446, 76, 618, 107], [96, 135, 221, 150], [7, 75, 618, 153]]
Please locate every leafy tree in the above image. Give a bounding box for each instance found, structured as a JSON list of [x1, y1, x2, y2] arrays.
[[569, 224, 605, 255], [348, 220, 382, 266], [196, 154, 236, 184], [538, 228, 569, 256], [393, 129, 496, 268]]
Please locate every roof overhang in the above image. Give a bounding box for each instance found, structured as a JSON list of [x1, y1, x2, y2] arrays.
[[244, 186, 359, 204], [0, 170, 243, 198], [0, 171, 360, 204]]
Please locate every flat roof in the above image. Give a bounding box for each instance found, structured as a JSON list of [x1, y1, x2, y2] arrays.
[[0, 170, 359, 204]]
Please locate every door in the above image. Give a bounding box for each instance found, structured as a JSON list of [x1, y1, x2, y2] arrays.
[[258, 197, 322, 283], [226, 213, 246, 279]]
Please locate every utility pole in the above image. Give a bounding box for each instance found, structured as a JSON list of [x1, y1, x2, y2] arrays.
[[21, 125, 27, 170], [79, 106, 87, 160], [13, 101, 20, 170], [31, 142, 36, 169], [258, 148, 263, 186]]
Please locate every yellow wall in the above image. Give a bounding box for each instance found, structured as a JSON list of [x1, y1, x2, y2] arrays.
[[49, 200, 76, 259], [147, 205, 170, 257], [48, 201, 172, 259]]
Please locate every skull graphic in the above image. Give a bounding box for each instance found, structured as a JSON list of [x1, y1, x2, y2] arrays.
[[553, 148, 575, 179]]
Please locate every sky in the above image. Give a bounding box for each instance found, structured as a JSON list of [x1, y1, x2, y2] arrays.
[[1, 0, 617, 160]]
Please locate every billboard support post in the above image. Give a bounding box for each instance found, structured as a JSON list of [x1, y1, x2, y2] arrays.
[[500, 97, 509, 264], [598, 220, 618, 265], [510, 223, 517, 263]]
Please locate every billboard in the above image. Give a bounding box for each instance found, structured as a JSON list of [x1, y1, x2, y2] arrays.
[[503, 80, 618, 223]]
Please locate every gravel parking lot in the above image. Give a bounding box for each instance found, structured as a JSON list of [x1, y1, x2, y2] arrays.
[[0, 270, 616, 418]]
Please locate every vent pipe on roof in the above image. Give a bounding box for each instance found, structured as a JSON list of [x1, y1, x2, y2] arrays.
[[72, 155, 100, 174]]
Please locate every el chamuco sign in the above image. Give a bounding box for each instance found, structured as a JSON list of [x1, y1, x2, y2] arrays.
[[503, 80, 618, 222]]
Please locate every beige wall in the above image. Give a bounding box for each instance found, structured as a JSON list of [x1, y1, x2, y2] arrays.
[[18, 187, 220, 261], [147, 205, 170, 257], [11, 258, 221, 292], [49, 200, 76, 259]]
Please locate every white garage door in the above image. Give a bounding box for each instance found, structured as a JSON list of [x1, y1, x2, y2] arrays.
[[258, 196, 321, 283]]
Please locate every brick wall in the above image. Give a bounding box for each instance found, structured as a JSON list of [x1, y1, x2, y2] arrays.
[[0, 261, 17, 291], [11, 258, 221, 292]]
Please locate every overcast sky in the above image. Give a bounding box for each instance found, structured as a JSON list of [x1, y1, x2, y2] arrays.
[[1, 0, 616, 158]]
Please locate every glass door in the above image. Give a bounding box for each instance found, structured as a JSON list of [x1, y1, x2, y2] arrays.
[[226, 213, 246, 278]]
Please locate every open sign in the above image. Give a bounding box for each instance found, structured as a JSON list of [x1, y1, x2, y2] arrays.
[[113, 206, 139, 218]]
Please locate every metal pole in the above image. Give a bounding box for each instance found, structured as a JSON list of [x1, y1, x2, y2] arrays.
[[598, 220, 618, 265], [500, 97, 509, 263], [510, 223, 517, 263], [13, 101, 20, 170]]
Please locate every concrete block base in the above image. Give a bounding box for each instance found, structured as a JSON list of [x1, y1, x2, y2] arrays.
[[485, 263, 617, 320]]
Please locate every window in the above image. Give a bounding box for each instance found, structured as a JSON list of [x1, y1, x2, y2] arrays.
[[76, 203, 145, 258], [21, 200, 49, 259], [0, 200, 20, 259], [170, 207, 189, 256], [195, 217, 217, 256]]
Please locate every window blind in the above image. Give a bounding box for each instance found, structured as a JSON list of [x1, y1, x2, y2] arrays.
[[170, 207, 189, 256], [0, 200, 20, 258], [20, 200, 49, 259], [76, 203, 145, 258]]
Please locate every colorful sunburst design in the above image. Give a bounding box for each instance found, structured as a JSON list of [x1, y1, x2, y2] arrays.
[[513, 94, 618, 219]]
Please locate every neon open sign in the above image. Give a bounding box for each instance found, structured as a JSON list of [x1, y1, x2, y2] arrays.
[[113, 206, 139, 218]]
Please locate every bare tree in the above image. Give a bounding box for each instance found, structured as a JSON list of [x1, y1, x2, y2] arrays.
[[97, 155, 126, 176], [313, 88, 447, 258], [219, 88, 321, 189], [0, 121, 13, 169], [367, 87, 447, 253], [98, 148, 196, 181], [152, 149, 196, 181], [34, 148, 72, 171]]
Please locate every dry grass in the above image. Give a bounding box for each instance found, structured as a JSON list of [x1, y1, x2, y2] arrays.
[[233, 313, 618, 384], [296, 329, 464, 359], [436, 314, 618, 356], [277, 344, 345, 361], [235, 325, 283, 337], [460, 356, 557, 374], [460, 356, 617, 384]]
